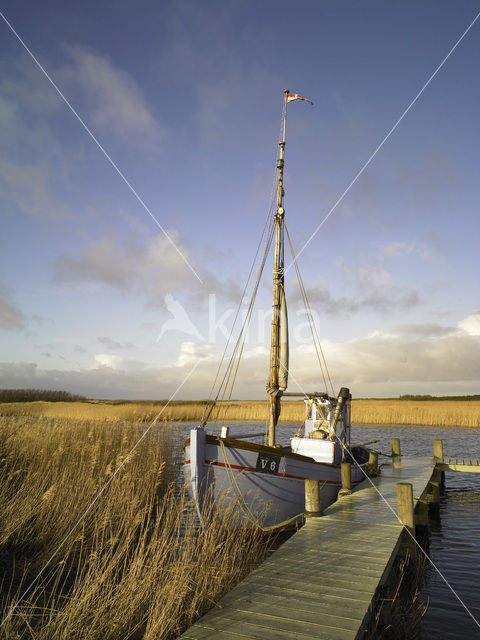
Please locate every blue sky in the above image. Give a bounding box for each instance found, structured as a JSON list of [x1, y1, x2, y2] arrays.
[[1, 0, 479, 399]]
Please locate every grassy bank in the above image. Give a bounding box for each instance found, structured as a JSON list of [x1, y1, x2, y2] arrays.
[[0, 416, 270, 639], [1, 398, 479, 427]]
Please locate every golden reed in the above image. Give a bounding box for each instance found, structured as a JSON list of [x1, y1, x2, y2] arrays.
[[0, 416, 270, 639], [1, 398, 479, 427]]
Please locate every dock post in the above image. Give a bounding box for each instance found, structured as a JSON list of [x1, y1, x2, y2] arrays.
[[305, 479, 322, 517], [391, 438, 401, 458], [338, 462, 352, 496], [392, 438, 401, 468], [428, 468, 441, 518], [433, 439, 446, 492], [415, 499, 429, 528], [414, 497, 430, 553], [428, 482, 440, 518], [433, 439, 443, 463], [396, 482, 416, 557], [367, 451, 379, 476]]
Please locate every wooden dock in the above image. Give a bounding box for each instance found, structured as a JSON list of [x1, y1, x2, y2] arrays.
[[180, 454, 438, 640], [438, 457, 480, 473]]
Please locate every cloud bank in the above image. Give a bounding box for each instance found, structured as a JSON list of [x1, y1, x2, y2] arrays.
[[0, 283, 26, 330], [1, 312, 479, 400]]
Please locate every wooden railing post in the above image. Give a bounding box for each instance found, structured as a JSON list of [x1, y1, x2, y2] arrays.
[[305, 479, 322, 517], [433, 439, 446, 492], [415, 499, 429, 528], [367, 451, 378, 476], [429, 476, 440, 503], [338, 462, 352, 496], [396, 482, 416, 557], [433, 439, 443, 463], [391, 438, 401, 458]]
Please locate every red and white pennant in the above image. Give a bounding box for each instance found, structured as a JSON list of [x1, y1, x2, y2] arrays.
[[286, 92, 314, 106]]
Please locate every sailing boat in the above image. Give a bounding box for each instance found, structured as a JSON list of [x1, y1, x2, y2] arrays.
[[185, 90, 371, 530]]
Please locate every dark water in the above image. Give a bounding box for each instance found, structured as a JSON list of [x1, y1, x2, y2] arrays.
[[178, 421, 480, 637], [350, 424, 480, 638]]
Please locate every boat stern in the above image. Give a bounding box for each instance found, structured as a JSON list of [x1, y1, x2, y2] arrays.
[[185, 427, 207, 513]]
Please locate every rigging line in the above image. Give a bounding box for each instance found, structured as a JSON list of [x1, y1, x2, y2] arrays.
[[300, 267, 334, 395], [214, 221, 276, 423], [0, 11, 203, 285], [280, 360, 480, 630], [208, 219, 275, 425], [293, 261, 329, 394], [207, 101, 287, 424], [223, 222, 276, 402], [0, 358, 201, 629], [225, 247, 269, 404], [284, 224, 334, 395], [284, 10, 480, 275], [200, 180, 278, 425], [215, 220, 275, 409], [200, 214, 274, 425]]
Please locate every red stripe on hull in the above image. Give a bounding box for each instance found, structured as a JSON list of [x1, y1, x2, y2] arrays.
[[186, 458, 362, 486]]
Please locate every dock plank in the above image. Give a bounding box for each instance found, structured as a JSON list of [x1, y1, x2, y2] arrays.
[[439, 459, 480, 473], [193, 609, 359, 639], [178, 456, 436, 640], [212, 601, 360, 632], [217, 588, 368, 618]]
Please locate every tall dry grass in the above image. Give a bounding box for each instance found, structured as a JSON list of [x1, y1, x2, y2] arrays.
[[0, 417, 270, 639], [352, 399, 480, 428], [1, 398, 479, 427]]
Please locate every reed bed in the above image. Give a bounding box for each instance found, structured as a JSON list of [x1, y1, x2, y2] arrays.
[[352, 399, 480, 428], [1, 398, 479, 427], [0, 416, 270, 639]]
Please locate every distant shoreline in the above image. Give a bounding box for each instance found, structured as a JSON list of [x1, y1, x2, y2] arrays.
[[1, 399, 479, 428]]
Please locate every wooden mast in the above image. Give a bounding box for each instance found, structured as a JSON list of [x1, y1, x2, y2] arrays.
[[267, 90, 289, 447]]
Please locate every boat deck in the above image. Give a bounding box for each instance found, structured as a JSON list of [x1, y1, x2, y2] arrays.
[[179, 455, 436, 640]]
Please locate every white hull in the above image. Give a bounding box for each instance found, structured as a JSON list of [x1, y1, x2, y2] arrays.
[[185, 429, 367, 530]]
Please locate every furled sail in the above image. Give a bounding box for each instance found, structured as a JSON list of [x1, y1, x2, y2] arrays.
[[278, 285, 289, 390]]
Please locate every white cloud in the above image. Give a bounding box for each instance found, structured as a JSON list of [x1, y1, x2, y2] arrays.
[[358, 266, 391, 289], [98, 336, 134, 350], [53, 231, 194, 296], [381, 241, 430, 260], [289, 277, 419, 316], [0, 283, 26, 330], [0, 157, 72, 221], [93, 353, 148, 371], [0, 60, 76, 222], [311, 317, 480, 389], [458, 311, 480, 336], [176, 341, 215, 367], [54, 235, 132, 290], [62, 46, 163, 148], [392, 323, 454, 338], [53, 230, 242, 304], [1, 311, 479, 399], [94, 354, 123, 369]]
